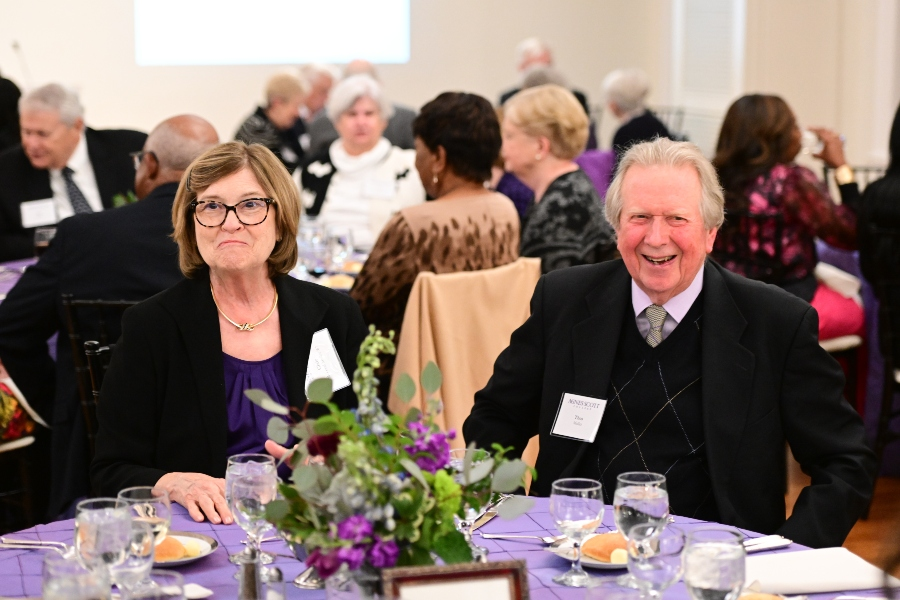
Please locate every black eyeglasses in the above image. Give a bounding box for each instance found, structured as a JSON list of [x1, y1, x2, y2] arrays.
[[190, 198, 275, 227], [129, 150, 157, 171]]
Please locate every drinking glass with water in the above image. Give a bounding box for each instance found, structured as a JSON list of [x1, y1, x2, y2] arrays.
[[683, 528, 746, 600], [42, 552, 110, 600], [614, 471, 669, 587], [74, 498, 132, 577], [226, 453, 276, 566], [549, 477, 604, 587], [627, 523, 685, 599], [117, 486, 171, 545]]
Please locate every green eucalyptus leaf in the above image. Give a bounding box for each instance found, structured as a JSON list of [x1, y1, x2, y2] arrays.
[[490, 459, 528, 493], [462, 457, 494, 485], [497, 495, 535, 519], [307, 378, 333, 403], [313, 418, 339, 435], [420, 361, 442, 395], [291, 420, 316, 441], [404, 407, 422, 425], [399, 458, 429, 489], [266, 416, 290, 445], [265, 499, 289, 522], [245, 389, 289, 415], [292, 465, 319, 492], [394, 373, 417, 403], [432, 530, 473, 564]]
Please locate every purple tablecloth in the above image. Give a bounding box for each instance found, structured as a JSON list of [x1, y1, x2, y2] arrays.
[[0, 498, 889, 599]]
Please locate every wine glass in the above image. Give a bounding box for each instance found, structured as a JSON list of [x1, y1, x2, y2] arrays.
[[74, 498, 131, 578], [42, 552, 109, 600], [683, 528, 746, 600], [127, 569, 185, 599], [613, 472, 669, 587], [627, 524, 685, 599], [111, 520, 155, 597], [549, 478, 604, 587], [448, 448, 492, 562], [117, 486, 172, 545], [226, 453, 277, 566], [231, 470, 279, 570]]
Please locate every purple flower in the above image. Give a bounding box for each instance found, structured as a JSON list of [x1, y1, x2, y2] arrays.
[[307, 547, 342, 579], [336, 546, 366, 570], [367, 536, 400, 568], [337, 515, 373, 544], [403, 422, 455, 474]]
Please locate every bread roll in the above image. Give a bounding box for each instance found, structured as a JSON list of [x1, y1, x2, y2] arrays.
[[155, 536, 187, 562], [582, 531, 627, 562]]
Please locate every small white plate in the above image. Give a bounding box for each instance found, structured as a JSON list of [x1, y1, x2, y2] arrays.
[[154, 532, 217, 567], [547, 533, 628, 570]]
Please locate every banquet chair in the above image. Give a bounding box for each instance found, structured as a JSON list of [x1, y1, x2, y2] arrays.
[[61, 295, 139, 462], [387, 257, 542, 485], [822, 165, 887, 192], [84, 341, 114, 413]]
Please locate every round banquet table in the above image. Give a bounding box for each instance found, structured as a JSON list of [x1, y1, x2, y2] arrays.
[[0, 497, 891, 599]]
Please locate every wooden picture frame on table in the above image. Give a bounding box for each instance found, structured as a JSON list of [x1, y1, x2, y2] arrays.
[[382, 559, 529, 600]]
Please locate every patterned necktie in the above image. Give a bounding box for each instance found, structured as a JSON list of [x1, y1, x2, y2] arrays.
[[61, 166, 94, 214], [645, 304, 668, 347]]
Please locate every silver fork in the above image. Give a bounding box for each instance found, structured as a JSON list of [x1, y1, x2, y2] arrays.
[[0, 537, 74, 557], [479, 533, 567, 545]]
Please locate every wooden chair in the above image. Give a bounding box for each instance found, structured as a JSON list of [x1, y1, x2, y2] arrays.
[[60, 295, 138, 462]]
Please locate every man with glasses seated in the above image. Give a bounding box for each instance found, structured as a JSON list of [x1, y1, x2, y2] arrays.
[[0, 115, 218, 520], [0, 83, 147, 261]]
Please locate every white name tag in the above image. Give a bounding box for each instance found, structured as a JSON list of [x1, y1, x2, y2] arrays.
[[305, 328, 351, 394], [20, 198, 58, 228], [550, 393, 608, 442]]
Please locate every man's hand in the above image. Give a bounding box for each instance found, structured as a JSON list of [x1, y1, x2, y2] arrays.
[[156, 472, 232, 525]]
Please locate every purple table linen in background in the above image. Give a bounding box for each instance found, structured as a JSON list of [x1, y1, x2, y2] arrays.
[[0, 497, 889, 599]]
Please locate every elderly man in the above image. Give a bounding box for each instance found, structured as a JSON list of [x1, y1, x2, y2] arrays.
[[499, 37, 590, 116], [604, 68, 672, 173], [463, 138, 874, 549], [298, 63, 337, 124], [0, 83, 146, 261], [0, 115, 218, 519], [234, 72, 306, 172]]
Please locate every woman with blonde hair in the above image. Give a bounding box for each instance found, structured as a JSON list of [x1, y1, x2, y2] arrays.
[[502, 84, 615, 272]]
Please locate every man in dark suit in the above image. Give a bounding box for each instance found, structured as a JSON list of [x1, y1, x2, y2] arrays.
[[464, 138, 875, 549], [499, 38, 590, 116], [0, 114, 218, 519], [0, 83, 146, 261], [603, 68, 672, 176]]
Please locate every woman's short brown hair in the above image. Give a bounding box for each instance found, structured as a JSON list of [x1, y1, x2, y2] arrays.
[[172, 142, 300, 278], [503, 84, 588, 160]]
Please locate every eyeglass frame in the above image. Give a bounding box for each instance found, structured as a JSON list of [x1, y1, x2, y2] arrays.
[[189, 198, 275, 227], [129, 150, 157, 171]]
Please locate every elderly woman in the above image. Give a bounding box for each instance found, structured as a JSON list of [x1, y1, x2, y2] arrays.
[[502, 84, 616, 273], [603, 68, 671, 173], [350, 92, 519, 367], [712, 94, 862, 339], [299, 74, 425, 251], [91, 142, 366, 523]]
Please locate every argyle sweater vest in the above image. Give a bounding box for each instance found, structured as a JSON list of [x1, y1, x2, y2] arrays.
[[578, 293, 720, 521]]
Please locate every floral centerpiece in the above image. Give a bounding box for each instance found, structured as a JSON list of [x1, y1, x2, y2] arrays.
[[246, 327, 534, 580]]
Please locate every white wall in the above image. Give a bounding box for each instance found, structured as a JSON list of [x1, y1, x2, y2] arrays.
[[0, 0, 896, 166]]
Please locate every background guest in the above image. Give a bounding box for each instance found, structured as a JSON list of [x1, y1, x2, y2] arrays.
[[0, 83, 146, 261], [604, 68, 671, 175], [0, 72, 21, 153], [234, 73, 307, 173], [499, 37, 590, 116], [350, 92, 519, 392], [92, 142, 366, 523], [298, 63, 338, 124], [502, 84, 616, 273], [0, 114, 218, 519], [712, 93, 862, 340], [300, 74, 425, 252]]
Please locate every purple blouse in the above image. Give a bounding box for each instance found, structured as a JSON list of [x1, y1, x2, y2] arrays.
[[223, 351, 294, 476]]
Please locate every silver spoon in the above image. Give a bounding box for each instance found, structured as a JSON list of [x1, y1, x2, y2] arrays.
[[479, 533, 567, 545]]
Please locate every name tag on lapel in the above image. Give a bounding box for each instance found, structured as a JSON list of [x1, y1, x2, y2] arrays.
[[550, 393, 607, 442], [305, 328, 351, 394], [20, 198, 57, 228]]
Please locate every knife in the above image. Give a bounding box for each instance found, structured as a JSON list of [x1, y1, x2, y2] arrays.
[[472, 510, 497, 531]]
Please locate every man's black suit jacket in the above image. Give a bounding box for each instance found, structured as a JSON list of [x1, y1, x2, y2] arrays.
[[463, 259, 875, 549], [0, 182, 183, 518], [90, 271, 367, 497], [0, 127, 147, 261]]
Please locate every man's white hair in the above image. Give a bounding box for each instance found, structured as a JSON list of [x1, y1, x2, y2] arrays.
[[515, 37, 552, 70], [19, 83, 83, 126], [602, 68, 651, 114], [299, 63, 339, 87], [326, 74, 393, 122]]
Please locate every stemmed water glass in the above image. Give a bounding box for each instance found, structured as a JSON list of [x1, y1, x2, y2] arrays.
[[613, 472, 669, 587], [226, 453, 277, 565], [42, 552, 109, 600], [683, 528, 746, 600], [231, 471, 279, 575], [548, 478, 604, 587], [117, 486, 172, 545], [448, 448, 492, 562], [126, 569, 185, 599], [111, 520, 156, 598], [627, 524, 685, 599], [74, 498, 132, 581]]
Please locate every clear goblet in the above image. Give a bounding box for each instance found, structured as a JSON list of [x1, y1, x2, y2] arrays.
[[43, 552, 110, 600], [683, 527, 746, 600], [614, 471, 669, 587], [127, 569, 185, 599], [448, 447, 492, 562], [111, 520, 155, 598], [627, 524, 685, 599], [549, 478, 604, 587], [74, 497, 131, 579], [117, 486, 172, 545], [231, 471, 279, 568], [226, 453, 277, 566]]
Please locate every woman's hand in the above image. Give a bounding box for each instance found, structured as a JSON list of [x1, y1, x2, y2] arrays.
[[156, 472, 233, 525], [265, 439, 323, 465], [810, 126, 847, 168]]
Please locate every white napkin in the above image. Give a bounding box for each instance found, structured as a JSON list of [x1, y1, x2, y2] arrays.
[[815, 262, 862, 305], [183, 583, 214, 599], [745, 547, 900, 594]]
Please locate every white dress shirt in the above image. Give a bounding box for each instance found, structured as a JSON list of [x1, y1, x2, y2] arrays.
[[632, 264, 705, 341], [48, 132, 104, 221]]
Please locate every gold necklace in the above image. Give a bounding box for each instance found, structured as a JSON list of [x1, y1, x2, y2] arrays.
[[210, 284, 278, 332]]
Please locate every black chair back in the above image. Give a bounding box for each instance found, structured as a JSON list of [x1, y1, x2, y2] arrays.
[[712, 210, 787, 285], [61, 295, 139, 461]]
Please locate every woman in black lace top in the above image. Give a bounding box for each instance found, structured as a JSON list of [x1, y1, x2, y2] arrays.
[[501, 84, 616, 273]]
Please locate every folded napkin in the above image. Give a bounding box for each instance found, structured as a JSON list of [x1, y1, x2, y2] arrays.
[[815, 262, 862, 305], [746, 547, 900, 594]]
